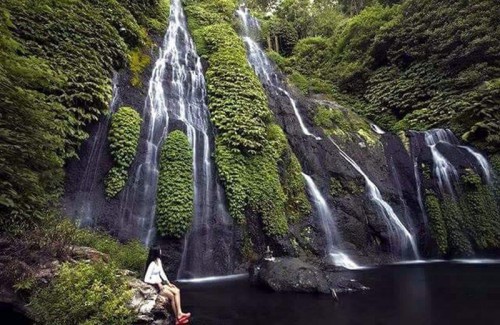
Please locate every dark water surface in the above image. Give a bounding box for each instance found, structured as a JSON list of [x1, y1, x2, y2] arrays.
[[181, 262, 500, 325]]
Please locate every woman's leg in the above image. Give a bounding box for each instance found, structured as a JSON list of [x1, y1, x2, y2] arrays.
[[169, 286, 190, 317], [160, 288, 178, 317]]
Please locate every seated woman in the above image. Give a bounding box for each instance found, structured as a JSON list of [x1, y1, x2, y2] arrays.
[[144, 248, 191, 324]]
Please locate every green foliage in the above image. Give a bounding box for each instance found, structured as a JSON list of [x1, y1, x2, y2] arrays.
[[105, 106, 142, 198], [29, 262, 133, 325], [129, 47, 152, 87], [424, 190, 448, 255], [185, 0, 310, 239], [313, 105, 378, 146], [156, 131, 193, 238], [279, 0, 500, 154], [459, 169, 500, 250], [263, 17, 298, 56], [196, 23, 271, 153], [279, 145, 311, 223], [441, 196, 474, 257], [0, 0, 166, 231], [330, 177, 363, 197], [73, 228, 148, 273], [215, 130, 289, 237]]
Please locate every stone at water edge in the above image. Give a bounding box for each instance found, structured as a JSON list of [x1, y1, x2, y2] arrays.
[[250, 257, 368, 295]]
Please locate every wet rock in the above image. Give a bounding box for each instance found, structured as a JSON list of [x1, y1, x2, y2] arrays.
[[250, 257, 367, 295]]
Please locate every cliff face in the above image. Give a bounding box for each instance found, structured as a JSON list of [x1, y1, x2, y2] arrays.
[[61, 0, 500, 277]]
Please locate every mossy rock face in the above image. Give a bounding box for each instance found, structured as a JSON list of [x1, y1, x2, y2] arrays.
[[0, 0, 167, 231], [105, 106, 142, 198], [184, 0, 310, 241], [313, 105, 379, 146], [424, 190, 448, 256], [156, 130, 194, 239], [423, 168, 500, 257]]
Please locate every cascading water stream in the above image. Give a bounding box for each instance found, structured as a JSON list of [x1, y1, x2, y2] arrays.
[[458, 145, 492, 184], [237, 5, 359, 266], [329, 138, 420, 259], [236, 7, 320, 140], [72, 73, 120, 227], [409, 139, 429, 228], [118, 0, 234, 278], [237, 4, 421, 260], [302, 173, 360, 269], [423, 129, 459, 197]]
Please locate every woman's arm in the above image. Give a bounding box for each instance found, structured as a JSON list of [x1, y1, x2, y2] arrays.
[[159, 262, 170, 284], [144, 262, 155, 284]]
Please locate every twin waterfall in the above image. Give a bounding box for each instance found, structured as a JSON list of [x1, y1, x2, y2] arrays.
[[119, 0, 233, 279], [68, 2, 496, 275]]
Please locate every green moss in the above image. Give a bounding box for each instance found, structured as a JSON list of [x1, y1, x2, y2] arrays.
[[313, 105, 379, 146], [29, 262, 133, 325], [424, 190, 448, 255], [105, 107, 142, 198], [129, 47, 151, 87], [156, 130, 193, 238], [441, 196, 474, 257], [281, 151, 311, 223], [185, 0, 310, 240], [330, 177, 363, 197], [459, 169, 500, 249]]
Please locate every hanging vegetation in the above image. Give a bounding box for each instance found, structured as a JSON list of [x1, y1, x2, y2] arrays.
[[156, 130, 194, 238], [105, 106, 142, 198]]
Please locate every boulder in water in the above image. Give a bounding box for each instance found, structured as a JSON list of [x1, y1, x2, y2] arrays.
[[250, 257, 368, 295]]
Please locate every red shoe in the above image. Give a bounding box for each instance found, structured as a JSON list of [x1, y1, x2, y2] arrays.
[[176, 314, 191, 325]]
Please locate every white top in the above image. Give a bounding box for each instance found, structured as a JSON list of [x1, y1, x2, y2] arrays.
[[144, 259, 169, 285]]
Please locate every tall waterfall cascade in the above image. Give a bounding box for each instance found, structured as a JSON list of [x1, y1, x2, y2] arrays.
[[117, 0, 234, 279], [236, 7, 320, 140], [237, 5, 361, 266], [329, 138, 421, 259], [70, 74, 121, 227], [302, 174, 360, 269]]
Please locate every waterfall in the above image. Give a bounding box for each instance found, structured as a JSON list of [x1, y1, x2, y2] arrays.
[[71, 73, 120, 227], [237, 5, 362, 266], [459, 146, 492, 184], [423, 129, 459, 197], [409, 138, 429, 228], [370, 123, 385, 135], [329, 138, 420, 259], [237, 7, 320, 140], [302, 173, 360, 269], [118, 0, 234, 278]]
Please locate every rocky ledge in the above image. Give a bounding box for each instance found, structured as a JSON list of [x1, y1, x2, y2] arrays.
[[249, 257, 368, 297]]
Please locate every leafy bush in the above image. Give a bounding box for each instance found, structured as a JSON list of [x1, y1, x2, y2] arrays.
[[29, 262, 133, 325], [74, 228, 148, 273], [156, 131, 193, 238], [105, 106, 142, 198]]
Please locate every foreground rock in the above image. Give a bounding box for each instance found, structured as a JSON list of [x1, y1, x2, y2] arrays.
[[128, 278, 175, 325], [250, 257, 368, 296]]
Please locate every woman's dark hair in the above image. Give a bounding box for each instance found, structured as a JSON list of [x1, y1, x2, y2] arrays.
[[150, 247, 162, 260], [142, 246, 162, 277]]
